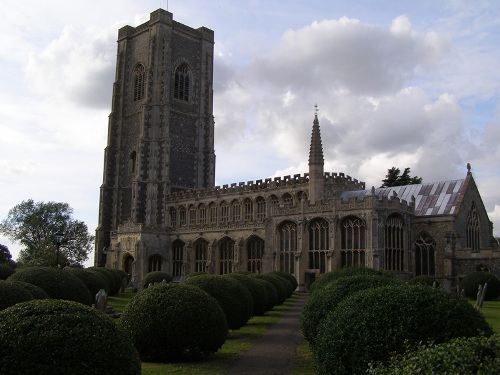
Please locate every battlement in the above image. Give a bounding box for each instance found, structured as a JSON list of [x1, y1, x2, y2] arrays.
[[338, 188, 415, 213]]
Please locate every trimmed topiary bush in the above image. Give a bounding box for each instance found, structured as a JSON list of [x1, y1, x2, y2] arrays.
[[85, 268, 111, 294], [65, 267, 109, 299], [408, 275, 439, 287], [119, 283, 228, 360], [89, 267, 122, 295], [313, 284, 493, 375], [0, 280, 34, 311], [368, 334, 500, 374], [143, 271, 173, 288], [460, 271, 500, 300], [0, 299, 141, 374], [0, 264, 15, 280], [253, 277, 278, 312], [228, 273, 268, 316], [8, 267, 93, 306], [8, 280, 50, 300], [301, 274, 400, 347], [184, 274, 253, 330], [254, 273, 291, 305], [268, 271, 298, 290]]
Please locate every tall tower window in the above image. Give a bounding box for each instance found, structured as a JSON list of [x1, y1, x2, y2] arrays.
[[385, 214, 405, 271], [174, 63, 190, 101], [133, 64, 145, 101], [467, 203, 480, 250], [340, 216, 366, 267]]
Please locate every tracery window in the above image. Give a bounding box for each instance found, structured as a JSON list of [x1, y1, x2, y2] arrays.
[[309, 219, 329, 273], [283, 193, 293, 206], [279, 221, 296, 274], [256, 197, 266, 221], [297, 191, 308, 202], [148, 254, 162, 273], [133, 64, 145, 101], [414, 233, 435, 276], [209, 203, 217, 225], [221, 202, 229, 224], [169, 208, 177, 227], [194, 239, 208, 273], [243, 198, 253, 221], [247, 236, 264, 273], [179, 207, 186, 227], [172, 240, 184, 279], [270, 195, 279, 215], [231, 200, 241, 223], [189, 205, 196, 225], [341, 216, 366, 267], [467, 203, 480, 250], [174, 63, 190, 101], [219, 237, 234, 275], [199, 204, 207, 225], [385, 214, 405, 271]]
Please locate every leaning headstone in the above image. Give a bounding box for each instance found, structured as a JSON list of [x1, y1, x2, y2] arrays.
[[95, 289, 108, 312]]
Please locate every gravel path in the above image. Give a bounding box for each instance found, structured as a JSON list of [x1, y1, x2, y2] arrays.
[[226, 292, 308, 375]]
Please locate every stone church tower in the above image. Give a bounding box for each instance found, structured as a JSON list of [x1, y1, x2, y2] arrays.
[[95, 9, 215, 267]]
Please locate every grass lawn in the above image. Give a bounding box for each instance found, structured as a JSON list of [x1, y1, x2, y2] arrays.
[[108, 292, 298, 375]]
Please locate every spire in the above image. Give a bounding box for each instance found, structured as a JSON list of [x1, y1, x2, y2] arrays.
[[309, 105, 324, 166]]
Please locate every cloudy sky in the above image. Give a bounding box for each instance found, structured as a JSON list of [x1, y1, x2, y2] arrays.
[[1, 0, 499, 266]]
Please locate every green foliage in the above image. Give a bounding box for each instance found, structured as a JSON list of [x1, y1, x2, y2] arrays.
[[0, 200, 94, 267], [0, 280, 34, 311], [381, 166, 422, 187], [88, 267, 122, 295], [254, 273, 292, 305], [0, 299, 141, 374], [268, 271, 298, 290], [143, 271, 173, 287], [301, 274, 400, 347], [368, 334, 500, 374], [64, 267, 109, 299], [119, 283, 228, 361], [0, 264, 15, 280], [408, 275, 439, 287], [308, 266, 395, 296], [313, 284, 493, 375], [460, 271, 500, 300], [8, 266, 92, 306], [0, 244, 16, 268], [253, 277, 278, 312], [184, 274, 253, 330], [8, 280, 50, 300], [228, 273, 268, 316]]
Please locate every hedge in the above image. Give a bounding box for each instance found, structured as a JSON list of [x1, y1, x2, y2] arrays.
[[460, 271, 500, 300], [0, 280, 34, 311]]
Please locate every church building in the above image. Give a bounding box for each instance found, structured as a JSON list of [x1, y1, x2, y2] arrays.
[[95, 9, 499, 291]]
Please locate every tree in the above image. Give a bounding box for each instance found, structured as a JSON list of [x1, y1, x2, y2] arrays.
[[381, 167, 422, 187], [0, 200, 94, 267], [0, 244, 15, 267]]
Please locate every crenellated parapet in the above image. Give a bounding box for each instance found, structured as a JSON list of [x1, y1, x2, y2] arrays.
[[337, 189, 414, 214]]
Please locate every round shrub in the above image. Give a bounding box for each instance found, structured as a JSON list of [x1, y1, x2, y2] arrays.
[[228, 273, 268, 316], [253, 277, 278, 312], [408, 275, 439, 287], [255, 273, 291, 304], [0, 280, 34, 311], [119, 283, 228, 360], [89, 267, 122, 295], [368, 334, 500, 375], [314, 284, 493, 375], [0, 299, 141, 374], [301, 274, 400, 347], [64, 267, 109, 299], [8, 280, 50, 300], [0, 264, 15, 280], [269, 271, 298, 290], [308, 266, 395, 295], [85, 268, 111, 294], [460, 271, 500, 300], [184, 274, 253, 330], [143, 271, 173, 288], [8, 267, 92, 306], [184, 271, 208, 279]]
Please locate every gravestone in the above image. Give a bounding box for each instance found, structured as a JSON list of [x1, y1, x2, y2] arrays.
[[95, 289, 107, 312]]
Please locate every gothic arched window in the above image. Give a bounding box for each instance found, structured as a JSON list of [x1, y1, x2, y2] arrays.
[[256, 197, 266, 221], [148, 254, 162, 273], [341, 216, 366, 267], [385, 214, 405, 271], [243, 198, 253, 221], [172, 240, 184, 279], [133, 64, 145, 101], [279, 221, 296, 273], [414, 233, 435, 276], [247, 235, 264, 273], [219, 237, 234, 275], [174, 63, 190, 101], [467, 203, 480, 250], [194, 239, 208, 273], [309, 219, 329, 273]]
